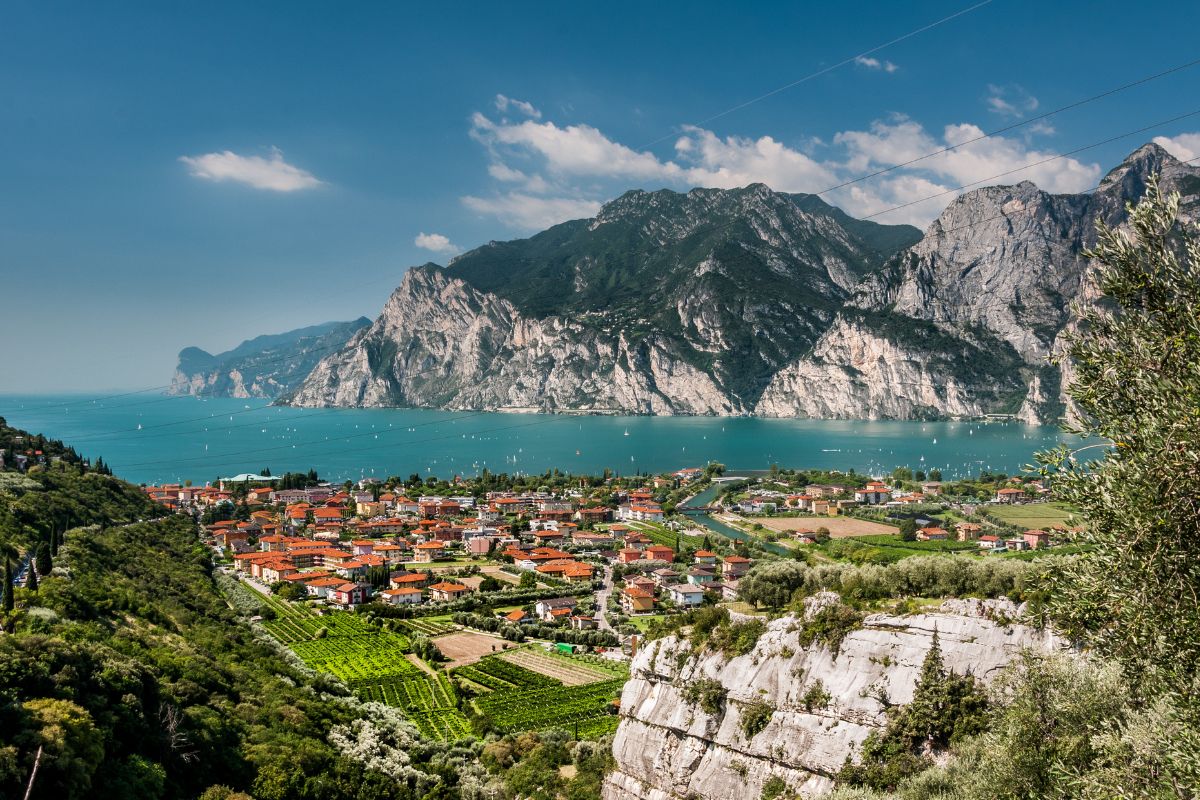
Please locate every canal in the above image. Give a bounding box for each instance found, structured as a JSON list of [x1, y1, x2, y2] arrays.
[[681, 480, 793, 557]]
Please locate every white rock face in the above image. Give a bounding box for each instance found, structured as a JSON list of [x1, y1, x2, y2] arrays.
[[757, 144, 1200, 422], [603, 601, 1066, 800], [286, 268, 740, 414], [286, 145, 1199, 422]]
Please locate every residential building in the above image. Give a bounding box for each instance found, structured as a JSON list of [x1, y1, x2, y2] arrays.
[[429, 581, 470, 602], [667, 584, 706, 608], [621, 587, 656, 614], [535, 597, 578, 621], [380, 587, 423, 605]]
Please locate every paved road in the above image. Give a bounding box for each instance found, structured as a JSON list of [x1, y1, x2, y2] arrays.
[[594, 567, 615, 633]]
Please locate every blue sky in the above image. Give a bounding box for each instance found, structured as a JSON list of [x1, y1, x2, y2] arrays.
[[3, 0, 1199, 391]]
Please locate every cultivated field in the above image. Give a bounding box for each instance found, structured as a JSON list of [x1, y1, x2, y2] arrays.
[[982, 502, 1080, 529], [498, 647, 615, 686], [435, 630, 513, 667], [752, 515, 899, 537]]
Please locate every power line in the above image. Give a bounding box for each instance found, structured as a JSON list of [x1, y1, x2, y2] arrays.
[[815, 55, 1200, 196], [859, 107, 1200, 220], [639, 0, 995, 149]]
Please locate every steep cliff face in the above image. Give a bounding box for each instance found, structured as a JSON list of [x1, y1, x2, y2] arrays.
[[603, 600, 1066, 800], [170, 318, 370, 399], [283, 144, 1199, 420], [285, 186, 919, 413], [756, 143, 1200, 422]]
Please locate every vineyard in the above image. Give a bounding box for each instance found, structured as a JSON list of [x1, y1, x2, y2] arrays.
[[244, 578, 628, 742], [400, 618, 458, 637], [451, 647, 628, 736], [622, 521, 707, 550], [472, 676, 625, 734]]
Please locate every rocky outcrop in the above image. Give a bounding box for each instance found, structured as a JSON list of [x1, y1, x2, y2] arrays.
[[285, 268, 740, 413], [281, 144, 1199, 421], [170, 318, 370, 399], [603, 600, 1066, 800], [284, 186, 920, 413], [756, 143, 1200, 422]]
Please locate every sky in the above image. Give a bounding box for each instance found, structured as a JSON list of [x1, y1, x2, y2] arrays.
[[3, 0, 1199, 392]]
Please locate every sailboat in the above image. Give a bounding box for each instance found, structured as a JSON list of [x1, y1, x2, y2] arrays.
[[623, 428, 629, 437]]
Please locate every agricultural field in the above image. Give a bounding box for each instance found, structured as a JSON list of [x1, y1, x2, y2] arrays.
[[851, 534, 978, 553], [472, 678, 625, 734], [450, 648, 628, 737], [753, 515, 899, 537], [248, 577, 630, 743], [621, 521, 708, 550], [435, 630, 514, 667], [498, 646, 626, 685], [400, 618, 458, 637], [981, 501, 1081, 529]]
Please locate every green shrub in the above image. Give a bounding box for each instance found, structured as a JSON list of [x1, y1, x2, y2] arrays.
[[680, 677, 727, 714], [740, 699, 774, 739], [797, 603, 864, 657]]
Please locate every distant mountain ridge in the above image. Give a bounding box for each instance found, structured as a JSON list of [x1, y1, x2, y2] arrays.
[[170, 318, 371, 399], [267, 144, 1196, 421], [282, 186, 922, 413]]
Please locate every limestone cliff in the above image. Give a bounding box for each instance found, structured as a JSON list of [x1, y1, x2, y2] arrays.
[[170, 318, 370, 399], [603, 599, 1065, 800], [281, 144, 1199, 421], [756, 143, 1200, 422]]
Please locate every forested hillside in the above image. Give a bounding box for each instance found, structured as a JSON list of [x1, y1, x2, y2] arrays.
[[0, 422, 611, 799]]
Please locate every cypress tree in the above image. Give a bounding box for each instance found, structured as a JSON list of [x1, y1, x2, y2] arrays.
[[35, 543, 52, 576], [1, 562, 10, 611], [25, 565, 37, 592]]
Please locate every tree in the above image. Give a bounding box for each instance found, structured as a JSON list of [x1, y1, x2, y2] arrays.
[[1038, 179, 1200, 697], [899, 519, 918, 542], [0, 541, 17, 612], [26, 564, 38, 592], [929, 469, 943, 482], [17, 698, 105, 797], [35, 542, 52, 576]]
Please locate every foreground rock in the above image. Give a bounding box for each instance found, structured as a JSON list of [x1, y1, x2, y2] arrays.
[[603, 600, 1065, 800]]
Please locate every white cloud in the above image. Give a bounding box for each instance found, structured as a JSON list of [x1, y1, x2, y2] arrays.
[[462, 193, 601, 230], [414, 232, 460, 255], [985, 84, 1039, 118], [494, 94, 541, 119], [854, 55, 898, 73], [472, 112, 679, 181], [1153, 132, 1200, 162], [464, 94, 1104, 230], [179, 147, 322, 192], [673, 127, 838, 191]]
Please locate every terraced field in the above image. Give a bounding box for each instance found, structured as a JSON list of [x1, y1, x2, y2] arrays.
[[247, 579, 629, 742], [400, 618, 458, 637], [497, 647, 620, 685]]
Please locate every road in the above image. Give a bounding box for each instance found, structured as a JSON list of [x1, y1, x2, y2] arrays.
[[594, 567, 615, 633]]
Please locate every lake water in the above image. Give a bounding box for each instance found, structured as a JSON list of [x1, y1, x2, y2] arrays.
[[0, 394, 1080, 486]]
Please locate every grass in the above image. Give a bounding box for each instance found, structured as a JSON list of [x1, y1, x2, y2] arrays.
[[981, 501, 1080, 529], [624, 613, 669, 632]]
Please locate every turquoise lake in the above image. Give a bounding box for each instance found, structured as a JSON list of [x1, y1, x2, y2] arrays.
[[0, 394, 1081, 486]]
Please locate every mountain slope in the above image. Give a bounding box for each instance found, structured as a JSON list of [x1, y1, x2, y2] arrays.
[[283, 144, 1199, 421], [756, 143, 1200, 422], [284, 186, 920, 412], [170, 317, 370, 399]]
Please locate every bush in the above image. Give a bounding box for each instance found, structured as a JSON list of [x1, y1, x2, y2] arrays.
[[740, 699, 774, 739], [797, 603, 864, 658], [680, 677, 727, 714]]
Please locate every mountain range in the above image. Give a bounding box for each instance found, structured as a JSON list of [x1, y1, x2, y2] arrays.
[[174, 143, 1200, 423], [169, 317, 370, 399]]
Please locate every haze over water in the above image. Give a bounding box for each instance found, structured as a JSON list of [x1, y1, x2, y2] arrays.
[[0, 395, 1082, 486]]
